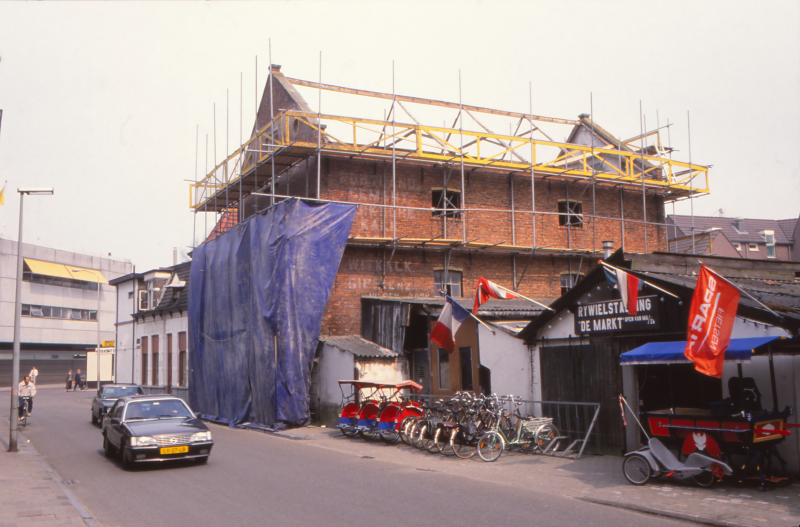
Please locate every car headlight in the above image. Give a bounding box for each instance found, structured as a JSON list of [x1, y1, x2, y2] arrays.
[[190, 431, 212, 442], [129, 436, 157, 447]]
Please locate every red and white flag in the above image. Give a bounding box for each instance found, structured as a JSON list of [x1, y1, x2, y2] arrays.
[[473, 277, 519, 312], [684, 265, 740, 378], [603, 267, 643, 315]]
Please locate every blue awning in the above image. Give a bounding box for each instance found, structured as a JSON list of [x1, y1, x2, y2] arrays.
[[620, 336, 782, 365]]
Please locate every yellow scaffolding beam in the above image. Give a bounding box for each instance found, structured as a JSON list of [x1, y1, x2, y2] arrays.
[[191, 109, 709, 212]]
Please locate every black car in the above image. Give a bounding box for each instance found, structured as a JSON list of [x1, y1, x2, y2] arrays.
[[102, 395, 213, 468], [91, 384, 144, 425]]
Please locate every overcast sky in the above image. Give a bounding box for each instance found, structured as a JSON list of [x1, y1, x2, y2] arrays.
[[1, 1, 798, 271]]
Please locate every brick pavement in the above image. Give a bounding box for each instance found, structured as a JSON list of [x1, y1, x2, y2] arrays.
[[0, 414, 99, 527], [271, 425, 800, 527]]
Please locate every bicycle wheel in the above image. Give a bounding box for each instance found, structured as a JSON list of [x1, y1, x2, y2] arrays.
[[622, 454, 651, 485], [435, 427, 455, 456], [380, 425, 401, 444], [423, 425, 440, 453], [477, 432, 504, 462], [451, 429, 477, 459], [341, 427, 358, 438], [399, 417, 416, 445], [535, 424, 561, 453], [409, 421, 424, 449], [359, 429, 378, 441], [21, 402, 28, 427], [692, 469, 716, 488]]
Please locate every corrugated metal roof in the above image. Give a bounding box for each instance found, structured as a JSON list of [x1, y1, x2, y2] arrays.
[[321, 335, 399, 358]]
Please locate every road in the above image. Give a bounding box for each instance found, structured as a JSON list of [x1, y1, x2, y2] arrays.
[[21, 387, 687, 527]]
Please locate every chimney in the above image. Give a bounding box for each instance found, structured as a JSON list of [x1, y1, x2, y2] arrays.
[[602, 240, 614, 259], [173, 247, 178, 266], [735, 217, 746, 232]]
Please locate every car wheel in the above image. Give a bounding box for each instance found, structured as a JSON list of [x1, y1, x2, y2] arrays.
[[103, 435, 116, 457], [91, 412, 98, 426], [121, 440, 134, 470], [196, 456, 209, 465]]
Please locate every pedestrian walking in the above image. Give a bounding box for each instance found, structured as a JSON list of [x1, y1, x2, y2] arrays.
[[66, 370, 73, 392], [29, 366, 38, 385], [73, 369, 82, 391]]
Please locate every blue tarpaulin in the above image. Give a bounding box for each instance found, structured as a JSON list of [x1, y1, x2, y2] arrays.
[[620, 336, 782, 365], [188, 199, 356, 428]]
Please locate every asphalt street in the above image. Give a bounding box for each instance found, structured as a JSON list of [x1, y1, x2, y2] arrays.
[[21, 387, 688, 527]]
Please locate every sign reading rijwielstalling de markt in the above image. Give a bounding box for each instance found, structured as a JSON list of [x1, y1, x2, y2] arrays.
[[574, 296, 660, 335]]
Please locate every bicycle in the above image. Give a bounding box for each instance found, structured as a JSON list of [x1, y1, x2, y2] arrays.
[[477, 398, 560, 462], [19, 396, 32, 427]]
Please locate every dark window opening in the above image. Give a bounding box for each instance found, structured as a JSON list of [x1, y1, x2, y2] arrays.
[[459, 347, 473, 392], [560, 273, 583, 295], [432, 189, 461, 218], [558, 201, 583, 227], [434, 270, 462, 297], [437, 348, 450, 390]]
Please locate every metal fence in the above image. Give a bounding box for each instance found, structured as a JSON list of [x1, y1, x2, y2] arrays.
[[404, 393, 601, 459]]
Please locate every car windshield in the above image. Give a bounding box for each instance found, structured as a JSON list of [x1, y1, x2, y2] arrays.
[[102, 386, 143, 399], [124, 399, 193, 420]]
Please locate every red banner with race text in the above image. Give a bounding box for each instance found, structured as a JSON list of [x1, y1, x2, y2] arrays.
[[684, 265, 740, 378]]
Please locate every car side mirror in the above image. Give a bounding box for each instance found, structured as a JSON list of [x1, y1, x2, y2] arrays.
[[194, 412, 201, 419], [110, 417, 120, 425]]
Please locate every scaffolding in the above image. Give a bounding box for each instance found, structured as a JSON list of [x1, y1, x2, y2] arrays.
[[190, 70, 710, 257]]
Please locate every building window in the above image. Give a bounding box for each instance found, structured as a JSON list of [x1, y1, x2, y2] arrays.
[[733, 242, 742, 251], [558, 201, 583, 227], [141, 336, 149, 386], [460, 347, 473, 392], [178, 331, 188, 387], [760, 230, 776, 258], [22, 304, 94, 320], [432, 189, 461, 218], [434, 270, 462, 297], [437, 348, 450, 390], [128, 291, 134, 299], [152, 335, 160, 386], [748, 243, 758, 252], [560, 273, 583, 295], [22, 265, 98, 291]]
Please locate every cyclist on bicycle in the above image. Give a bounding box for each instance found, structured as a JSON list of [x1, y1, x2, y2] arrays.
[[18, 375, 36, 421]]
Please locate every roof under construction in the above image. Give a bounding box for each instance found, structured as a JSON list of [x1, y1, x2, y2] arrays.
[[190, 66, 710, 217]]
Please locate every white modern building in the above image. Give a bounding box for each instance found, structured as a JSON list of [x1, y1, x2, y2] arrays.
[[0, 238, 132, 386], [110, 261, 190, 397]]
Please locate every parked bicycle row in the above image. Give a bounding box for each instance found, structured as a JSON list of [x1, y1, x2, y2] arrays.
[[335, 380, 562, 461]]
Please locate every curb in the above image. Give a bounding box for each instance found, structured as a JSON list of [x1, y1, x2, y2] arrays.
[[577, 496, 746, 527], [18, 429, 103, 527]]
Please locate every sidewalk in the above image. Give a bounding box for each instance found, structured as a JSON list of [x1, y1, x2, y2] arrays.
[[0, 418, 100, 527], [265, 425, 800, 527]]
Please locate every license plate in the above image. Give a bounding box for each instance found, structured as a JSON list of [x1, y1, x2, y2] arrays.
[[160, 446, 189, 455]]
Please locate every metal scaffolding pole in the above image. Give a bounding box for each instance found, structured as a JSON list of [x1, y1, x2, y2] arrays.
[[193, 124, 198, 248], [529, 82, 536, 250], [639, 101, 647, 253], [590, 93, 596, 254], [317, 52, 322, 200], [688, 110, 695, 254], [392, 61, 396, 241], [459, 71, 465, 244], [269, 40, 275, 207]]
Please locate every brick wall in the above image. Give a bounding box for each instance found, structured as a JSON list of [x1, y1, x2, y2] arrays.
[[273, 155, 666, 335]]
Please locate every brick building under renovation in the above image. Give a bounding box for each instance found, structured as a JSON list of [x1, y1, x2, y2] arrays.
[[194, 65, 709, 397]]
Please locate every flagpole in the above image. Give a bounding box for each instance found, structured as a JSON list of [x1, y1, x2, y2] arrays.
[[490, 283, 555, 311], [441, 291, 495, 334], [600, 261, 680, 299], [697, 261, 784, 320]]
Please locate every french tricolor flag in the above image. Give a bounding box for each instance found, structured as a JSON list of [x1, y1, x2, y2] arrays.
[[604, 267, 644, 315], [429, 296, 471, 354]]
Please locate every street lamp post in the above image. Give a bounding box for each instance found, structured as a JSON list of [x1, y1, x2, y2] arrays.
[[9, 188, 53, 453], [71, 268, 102, 392]]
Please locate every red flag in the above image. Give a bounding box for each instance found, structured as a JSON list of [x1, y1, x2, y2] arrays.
[[473, 277, 519, 312], [684, 265, 740, 378]]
